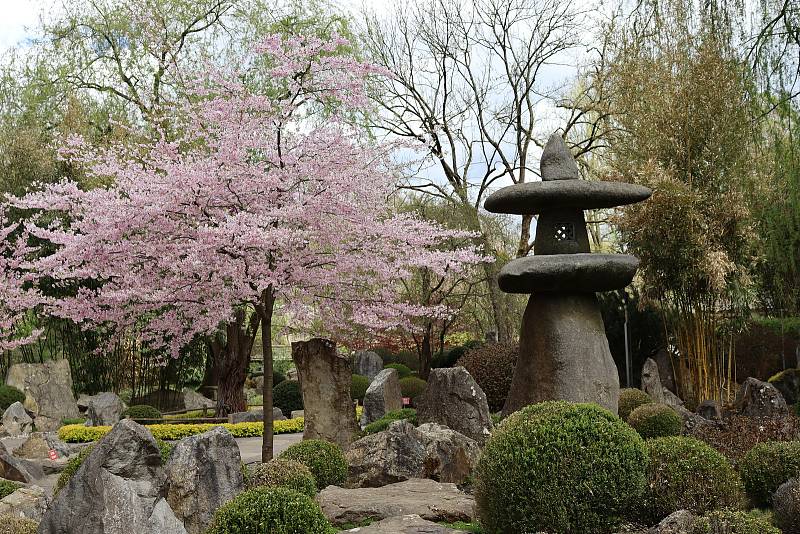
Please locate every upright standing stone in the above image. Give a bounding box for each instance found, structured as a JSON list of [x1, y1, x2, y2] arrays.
[[2, 401, 33, 435], [485, 133, 652, 416], [416, 367, 492, 444], [87, 392, 127, 427], [163, 427, 244, 534], [292, 338, 358, 449], [6, 360, 80, 431], [354, 351, 384, 381], [361, 368, 402, 427]]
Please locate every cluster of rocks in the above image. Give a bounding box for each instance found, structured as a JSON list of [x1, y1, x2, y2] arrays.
[[4, 360, 80, 432]]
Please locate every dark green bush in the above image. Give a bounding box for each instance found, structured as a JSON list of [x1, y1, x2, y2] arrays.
[[475, 401, 648, 534], [0, 385, 25, 411], [619, 388, 654, 421], [738, 441, 800, 507], [383, 363, 412, 378], [456, 342, 517, 413], [55, 445, 95, 494], [399, 377, 427, 400], [774, 478, 800, 534], [122, 404, 162, 420], [363, 408, 417, 434], [207, 487, 334, 534], [273, 370, 286, 387], [350, 375, 370, 402], [628, 403, 682, 439], [62, 417, 88, 426], [431, 342, 481, 369], [691, 509, 781, 534], [279, 439, 347, 490], [0, 480, 20, 500], [273, 380, 303, 417], [247, 459, 317, 497], [637, 436, 744, 524]]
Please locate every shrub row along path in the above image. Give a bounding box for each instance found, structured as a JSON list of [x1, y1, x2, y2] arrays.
[[0, 432, 304, 495]]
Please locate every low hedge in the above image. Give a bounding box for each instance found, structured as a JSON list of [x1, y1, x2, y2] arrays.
[[738, 441, 800, 507], [122, 404, 163, 421], [279, 439, 348, 490], [384, 363, 412, 378], [627, 403, 683, 439], [58, 417, 305, 443]]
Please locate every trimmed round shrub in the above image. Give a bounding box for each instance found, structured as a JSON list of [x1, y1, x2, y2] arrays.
[[619, 388, 654, 421], [383, 363, 412, 378], [738, 440, 800, 507], [691, 509, 781, 534], [247, 459, 316, 497], [279, 439, 347, 490], [350, 375, 369, 403], [0, 480, 19, 500], [457, 342, 517, 412], [0, 385, 25, 411], [55, 444, 95, 494], [638, 436, 744, 524], [774, 478, 800, 534], [207, 487, 334, 534], [399, 377, 427, 400], [0, 515, 38, 534], [363, 408, 417, 435], [475, 401, 648, 534], [122, 404, 162, 420], [273, 380, 303, 417], [628, 403, 682, 439], [273, 370, 286, 387]]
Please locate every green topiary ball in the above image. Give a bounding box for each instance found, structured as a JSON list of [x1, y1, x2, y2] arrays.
[[619, 388, 654, 421], [122, 404, 162, 420], [637, 436, 744, 524], [55, 444, 95, 494], [399, 377, 427, 400], [272, 370, 286, 387], [207, 487, 334, 534], [247, 459, 317, 497], [456, 342, 517, 413], [628, 403, 683, 439], [475, 401, 648, 534], [0, 385, 25, 411], [0, 515, 38, 534], [0, 480, 20, 500], [738, 441, 800, 507], [279, 439, 347, 490], [383, 363, 412, 378], [691, 509, 781, 534], [273, 380, 303, 417], [350, 375, 369, 403], [363, 408, 417, 434]]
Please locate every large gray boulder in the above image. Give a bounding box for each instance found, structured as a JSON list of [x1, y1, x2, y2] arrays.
[[38, 419, 175, 534], [163, 427, 244, 534], [316, 478, 474, 527], [641, 357, 686, 410], [647, 510, 697, 533], [0, 485, 49, 521], [734, 377, 789, 417], [87, 392, 127, 426], [416, 367, 492, 444], [229, 407, 286, 423], [773, 478, 800, 534], [6, 360, 80, 431], [0, 441, 43, 483], [346, 420, 480, 488], [147, 498, 188, 534], [180, 388, 215, 411], [354, 351, 384, 381], [351, 514, 469, 533], [361, 368, 402, 427], [13, 432, 71, 460], [2, 401, 33, 435], [292, 338, 358, 449]]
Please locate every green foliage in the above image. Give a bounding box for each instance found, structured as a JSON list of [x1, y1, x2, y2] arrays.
[[431, 341, 482, 369], [273, 380, 303, 417], [0, 515, 38, 534], [627, 403, 683, 439], [0, 480, 20, 500], [61, 417, 88, 426], [738, 441, 800, 507], [439, 522, 483, 533], [247, 459, 316, 497], [207, 487, 334, 534], [272, 370, 286, 387], [399, 377, 427, 400], [0, 385, 25, 410], [475, 401, 648, 534], [350, 375, 370, 402], [363, 409, 417, 435], [456, 342, 517, 413], [156, 438, 173, 463], [691, 509, 781, 534], [383, 363, 412, 378], [279, 439, 347, 490], [618, 388, 654, 421], [55, 444, 95, 494], [638, 437, 744, 524], [122, 405, 163, 421]]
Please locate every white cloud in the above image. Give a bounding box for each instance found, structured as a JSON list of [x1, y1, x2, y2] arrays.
[[0, 0, 47, 54]]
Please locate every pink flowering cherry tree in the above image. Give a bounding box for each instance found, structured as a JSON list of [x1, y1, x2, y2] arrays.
[[8, 35, 485, 460]]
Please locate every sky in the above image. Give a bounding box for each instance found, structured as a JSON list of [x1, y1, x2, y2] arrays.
[[0, 0, 44, 54]]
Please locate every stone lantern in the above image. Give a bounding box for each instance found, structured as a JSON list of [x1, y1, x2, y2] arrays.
[[485, 133, 652, 415]]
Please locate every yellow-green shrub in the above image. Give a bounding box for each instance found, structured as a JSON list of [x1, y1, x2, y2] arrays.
[[628, 403, 682, 439], [279, 440, 348, 490], [738, 441, 800, 507], [247, 459, 316, 497], [0, 515, 37, 534], [619, 388, 654, 421]]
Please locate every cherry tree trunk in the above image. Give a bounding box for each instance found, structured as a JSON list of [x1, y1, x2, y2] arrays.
[[214, 312, 259, 416], [257, 287, 275, 463]]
